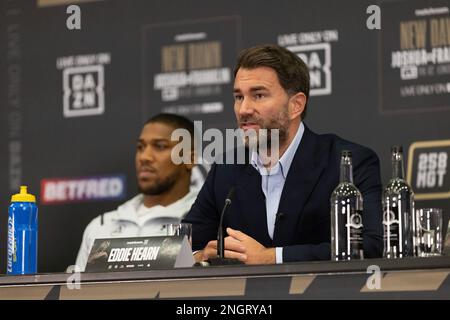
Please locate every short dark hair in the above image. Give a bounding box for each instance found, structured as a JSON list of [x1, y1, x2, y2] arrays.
[[145, 113, 194, 133], [145, 113, 195, 148], [234, 44, 310, 119]]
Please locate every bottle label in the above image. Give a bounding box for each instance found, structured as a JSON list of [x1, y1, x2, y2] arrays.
[[383, 208, 399, 241], [383, 203, 414, 257], [347, 211, 363, 244], [332, 198, 364, 260], [7, 216, 16, 273]]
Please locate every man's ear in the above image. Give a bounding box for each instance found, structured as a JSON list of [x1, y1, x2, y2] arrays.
[[288, 92, 306, 120]]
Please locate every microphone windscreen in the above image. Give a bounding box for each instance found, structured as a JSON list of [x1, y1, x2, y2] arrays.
[[226, 187, 235, 201]]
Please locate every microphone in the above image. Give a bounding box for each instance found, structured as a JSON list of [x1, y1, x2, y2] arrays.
[[207, 187, 243, 266], [217, 187, 234, 259]]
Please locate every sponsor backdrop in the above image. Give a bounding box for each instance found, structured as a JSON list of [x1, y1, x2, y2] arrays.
[[1, 0, 449, 273]]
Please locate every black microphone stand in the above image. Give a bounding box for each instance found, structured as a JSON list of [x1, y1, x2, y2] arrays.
[[208, 188, 243, 266]]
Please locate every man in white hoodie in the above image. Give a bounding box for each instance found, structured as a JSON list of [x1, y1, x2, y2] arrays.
[[75, 113, 198, 271]]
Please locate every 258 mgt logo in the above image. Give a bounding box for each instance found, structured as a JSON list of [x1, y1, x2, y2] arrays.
[[407, 140, 450, 200]]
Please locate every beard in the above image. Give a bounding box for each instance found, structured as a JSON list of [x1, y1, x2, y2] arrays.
[[137, 172, 178, 196], [239, 108, 290, 149]]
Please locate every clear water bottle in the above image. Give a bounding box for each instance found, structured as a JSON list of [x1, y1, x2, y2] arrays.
[[383, 145, 415, 258], [331, 150, 364, 261], [7, 186, 38, 275]]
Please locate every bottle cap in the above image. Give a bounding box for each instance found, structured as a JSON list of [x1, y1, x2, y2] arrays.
[[391, 145, 403, 153], [342, 150, 352, 157], [11, 186, 36, 203]]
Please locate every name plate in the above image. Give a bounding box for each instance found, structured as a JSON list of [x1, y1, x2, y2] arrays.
[[85, 236, 194, 272]]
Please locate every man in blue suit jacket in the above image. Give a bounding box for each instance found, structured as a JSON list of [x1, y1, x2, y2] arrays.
[[183, 44, 383, 264]]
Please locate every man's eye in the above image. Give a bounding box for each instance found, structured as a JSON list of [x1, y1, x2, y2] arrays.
[[154, 143, 168, 150], [254, 93, 265, 99], [234, 95, 243, 101], [137, 144, 144, 151]]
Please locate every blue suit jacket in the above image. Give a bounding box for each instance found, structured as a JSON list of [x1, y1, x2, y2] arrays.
[[183, 125, 383, 262]]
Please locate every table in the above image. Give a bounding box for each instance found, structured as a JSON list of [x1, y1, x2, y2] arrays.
[[1, 256, 449, 299]]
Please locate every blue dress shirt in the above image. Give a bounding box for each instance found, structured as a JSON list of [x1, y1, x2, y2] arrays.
[[250, 122, 305, 263]]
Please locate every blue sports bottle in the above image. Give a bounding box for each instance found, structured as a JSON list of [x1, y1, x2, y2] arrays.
[[7, 186, 38, 275]]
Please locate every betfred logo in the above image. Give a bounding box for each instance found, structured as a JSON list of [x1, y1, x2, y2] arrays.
[[41, 175, 126, 205]]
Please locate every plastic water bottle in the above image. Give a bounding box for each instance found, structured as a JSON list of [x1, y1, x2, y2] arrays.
[[7, 186, 38, 275]]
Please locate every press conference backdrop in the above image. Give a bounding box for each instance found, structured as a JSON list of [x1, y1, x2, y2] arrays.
[[1, 0, 449, 273]]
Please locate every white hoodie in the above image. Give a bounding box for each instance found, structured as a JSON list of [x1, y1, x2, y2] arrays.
[[75, 190, 197, 271]]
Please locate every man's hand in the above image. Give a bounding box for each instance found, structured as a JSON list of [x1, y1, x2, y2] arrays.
[[194, 235, 247, 263], [194, 228, 276, 265], [226, 228, 275, 264]]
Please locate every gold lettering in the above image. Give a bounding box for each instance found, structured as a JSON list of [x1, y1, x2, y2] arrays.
[[430, 17, 450, 47], [161, 45, 186, 72], [400, 20, 427, 50], [188, 41, 222, 70]]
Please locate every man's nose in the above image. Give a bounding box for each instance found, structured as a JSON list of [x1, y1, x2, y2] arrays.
[[138, 147, 154, 163], [237, 97, 254, 117]]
